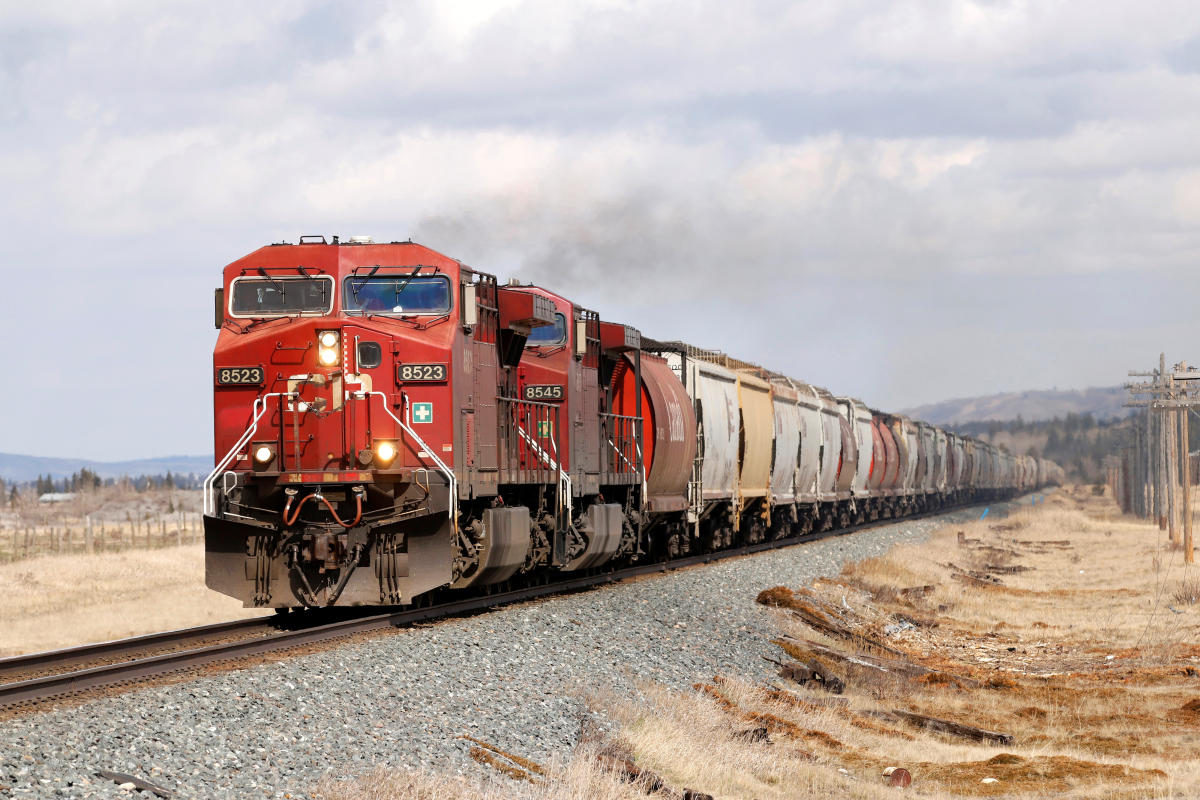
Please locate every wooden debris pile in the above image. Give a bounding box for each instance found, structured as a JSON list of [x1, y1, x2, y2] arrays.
[[596, 743, 714, 800], [460, 734, 715, 799]]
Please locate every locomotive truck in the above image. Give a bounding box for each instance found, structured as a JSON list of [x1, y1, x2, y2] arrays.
[[204, 236, 1062, 608]]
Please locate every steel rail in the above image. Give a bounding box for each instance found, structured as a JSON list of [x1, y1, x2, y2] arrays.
[[0, 616, 278, 679], [0, 497, 1014, 711]]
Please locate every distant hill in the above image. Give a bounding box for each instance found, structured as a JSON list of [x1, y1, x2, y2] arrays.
[[900, 385, 1129, 426], [0, 452, 213, 483], [0, 385, 1128, 482]]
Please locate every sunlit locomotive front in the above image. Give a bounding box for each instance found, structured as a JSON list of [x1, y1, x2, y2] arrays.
[[206, 238, 476, 607]]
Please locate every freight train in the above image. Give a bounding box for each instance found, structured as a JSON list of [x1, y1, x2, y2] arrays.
[[204, 237, 1063, 608]]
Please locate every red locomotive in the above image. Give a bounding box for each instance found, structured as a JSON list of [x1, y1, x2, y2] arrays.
[[205, 236, 1059, 608]]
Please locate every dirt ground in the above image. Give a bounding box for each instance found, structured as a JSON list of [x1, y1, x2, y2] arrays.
[[0, 545, 269, 656], [318, 488, 1200, 799]]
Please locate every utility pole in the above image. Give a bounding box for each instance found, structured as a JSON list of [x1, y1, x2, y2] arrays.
[[1165, 357, 1178, 544], [1127, 360, 1200, 565], [1159, 354, 1171, 532], [1128, 365, 1167, 530], [1181, 362, 1193, 563]]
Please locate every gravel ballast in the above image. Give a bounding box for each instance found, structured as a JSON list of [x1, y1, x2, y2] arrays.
[[0, 503, 1017, 798]]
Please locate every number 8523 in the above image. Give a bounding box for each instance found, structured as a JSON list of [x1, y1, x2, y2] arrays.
[[397, 363, 447, 382], [216, 366, 264, 385]]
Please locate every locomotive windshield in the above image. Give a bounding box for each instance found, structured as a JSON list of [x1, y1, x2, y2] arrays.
[[526, 312, 567, 346], [230, 276, 334, 316], [343, 274, 451, 315]]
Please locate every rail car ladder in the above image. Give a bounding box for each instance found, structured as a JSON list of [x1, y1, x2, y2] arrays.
[[688, 407, 704, 535]]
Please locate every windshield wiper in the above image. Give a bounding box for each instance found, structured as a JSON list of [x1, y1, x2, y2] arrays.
[[391, 266, 422, 306], [257, 268, 286, 299], [350, 265, 380, 303]]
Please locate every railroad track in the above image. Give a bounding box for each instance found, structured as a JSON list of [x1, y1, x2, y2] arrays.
[[0, 499, 1011, 713]]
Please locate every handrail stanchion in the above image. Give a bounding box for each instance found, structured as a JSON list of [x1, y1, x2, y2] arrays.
[[363, 391, 458, 531], [203, 393, 293, 516]]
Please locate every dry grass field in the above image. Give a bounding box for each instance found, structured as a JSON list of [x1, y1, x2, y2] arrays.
[[319, 488, 1200, 799], [0, 486, 272, 656], [0, 544, 270, 656]]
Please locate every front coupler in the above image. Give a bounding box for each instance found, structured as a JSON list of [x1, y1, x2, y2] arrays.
[[204, 512, 452, 607]]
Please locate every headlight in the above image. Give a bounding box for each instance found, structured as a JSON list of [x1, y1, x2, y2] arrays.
[[317, 330, 340, 366], [251, 443, 275, 470], [375, 440, 398, 466]]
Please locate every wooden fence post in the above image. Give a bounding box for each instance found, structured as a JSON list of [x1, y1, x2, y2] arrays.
[[1183, 397, 1194, 564]]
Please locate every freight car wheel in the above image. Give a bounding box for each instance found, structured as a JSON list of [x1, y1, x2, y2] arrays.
[[665, 523, 690, 558]]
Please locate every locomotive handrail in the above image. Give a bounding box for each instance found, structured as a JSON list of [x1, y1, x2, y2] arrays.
[[364, 391, 458, 530], [514, 413, 572, 524], [635, 438, 647, 508], [546, 422, 572, 526], [497, 395, 572, 524], [606, 436, 638, 473], [601, 412, 648, 508], [203, 392, 294, 516]]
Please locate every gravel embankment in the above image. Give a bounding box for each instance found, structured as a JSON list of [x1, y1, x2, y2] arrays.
[[0, 503, 1016, 799]]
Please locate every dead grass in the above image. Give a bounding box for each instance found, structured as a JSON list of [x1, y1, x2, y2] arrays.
[[320, 487, 1200, 798], [315, 740, 669, 800], [1173, 576, 1200, 606], [0, 544, 269, 656], [748, 485, 1200, 797]]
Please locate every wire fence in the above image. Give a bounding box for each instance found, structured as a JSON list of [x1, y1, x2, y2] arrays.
[[0, 511, 204, 562]]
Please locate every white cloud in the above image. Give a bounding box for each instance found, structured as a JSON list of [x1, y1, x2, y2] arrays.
[[5, 0, 1200, 458]]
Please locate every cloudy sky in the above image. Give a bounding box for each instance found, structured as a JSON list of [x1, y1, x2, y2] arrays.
[[4, 0, 1200, 460]]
